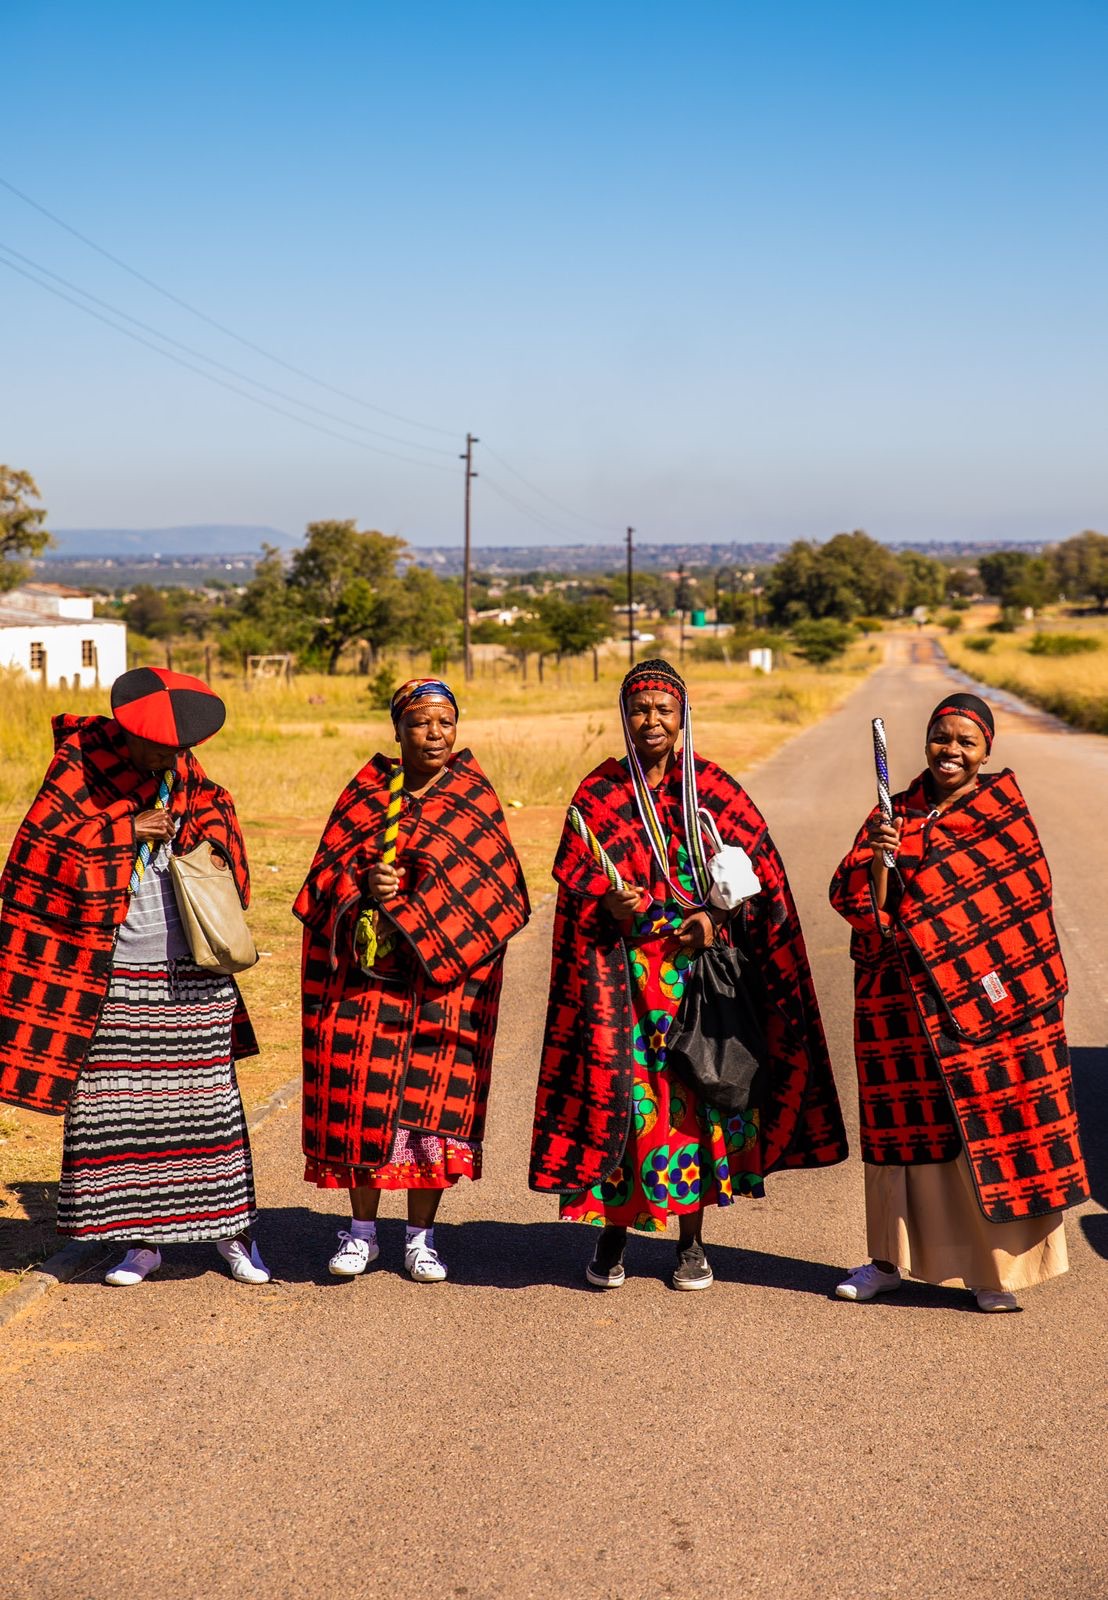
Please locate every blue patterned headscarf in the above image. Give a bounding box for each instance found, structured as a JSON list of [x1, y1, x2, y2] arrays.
[[389, 677, 458, 727]]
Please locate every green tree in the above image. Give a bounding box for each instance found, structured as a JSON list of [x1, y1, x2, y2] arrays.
[[790, 618, 856, 664], [978, 550, 1057, 612], [287, 520, 407, 672], [1051, 530, 1108, 611], [0, 466, 52, 591], [766, 531, 905, 623], [123, 586, 175, 640], [896, 550, 947, 611], [536, 594, 613, 657]]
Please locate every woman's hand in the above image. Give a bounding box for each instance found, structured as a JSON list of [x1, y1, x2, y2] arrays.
[[602, 884, 643, 920], [867, 816, 903, 864], [867, 815, 903, 910], [675, 909, 716, 952], [134, 809, 175, 843], [367, 862, 402, 902]]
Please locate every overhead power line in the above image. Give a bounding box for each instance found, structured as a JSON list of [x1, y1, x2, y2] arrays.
[[479, 441, 619, 536], [0, 172, 458, 438], [0, 250, 459, 475], [0, 239, 455, 457]]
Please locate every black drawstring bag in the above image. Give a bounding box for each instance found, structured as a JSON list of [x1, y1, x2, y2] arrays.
[[666, 941, 768, 1113]]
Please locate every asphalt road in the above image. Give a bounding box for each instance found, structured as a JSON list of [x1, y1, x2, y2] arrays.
[[2, 638, 1106, 1600]]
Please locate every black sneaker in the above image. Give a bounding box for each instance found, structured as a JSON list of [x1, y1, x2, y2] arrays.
[[672, 1240, 714, 1291], [585, 1225, 627, 1289]]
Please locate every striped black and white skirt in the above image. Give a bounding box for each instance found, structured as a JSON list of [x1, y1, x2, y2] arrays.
[[57, 961, 257, 1243]]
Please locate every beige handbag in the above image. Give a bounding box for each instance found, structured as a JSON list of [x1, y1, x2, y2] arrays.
[[168, 842, 259, 974]]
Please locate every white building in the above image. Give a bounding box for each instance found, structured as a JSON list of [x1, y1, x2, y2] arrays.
[[0, 584, 127, 689]]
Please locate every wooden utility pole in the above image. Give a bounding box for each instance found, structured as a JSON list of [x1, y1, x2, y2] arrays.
[[626, 525, 635, 667], [678, 561, 686, 664], [461, 433, 479, 681]]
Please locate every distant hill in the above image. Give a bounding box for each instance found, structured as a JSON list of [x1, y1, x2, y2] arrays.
[[49, 524, 296, 558]]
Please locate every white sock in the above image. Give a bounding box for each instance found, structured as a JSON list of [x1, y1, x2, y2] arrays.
[[405, 1225, 432, 1254], [350, 1218, 377, 1243]]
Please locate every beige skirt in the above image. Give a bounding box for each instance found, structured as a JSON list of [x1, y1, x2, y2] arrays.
[[865, 1154, 1068, 1293]]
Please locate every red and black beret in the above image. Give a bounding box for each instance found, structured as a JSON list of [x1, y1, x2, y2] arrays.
[[110, 667, 226, 748]]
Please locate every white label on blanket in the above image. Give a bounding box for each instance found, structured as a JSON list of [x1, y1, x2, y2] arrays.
[[981, 971, 1007, 1005]]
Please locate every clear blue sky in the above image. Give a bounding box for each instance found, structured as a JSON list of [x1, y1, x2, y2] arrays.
[[4, 1, 1106, 546]]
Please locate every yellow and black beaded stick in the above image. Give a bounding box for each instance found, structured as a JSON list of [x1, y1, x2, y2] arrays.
[[355, 764, 405, 972]]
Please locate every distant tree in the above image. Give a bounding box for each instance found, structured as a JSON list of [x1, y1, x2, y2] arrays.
[[287, 521, 407, 672], [766, 531, 905, 624], [0, 466, 52, 591], [944, 566, 978, 600], [896, 551, 947, 611], [505, 617, 556, 682], [124, 585, 175, 640], [394, 564, 460, 654], [1051, 530, 1108, 611], [789, 618, 856, 664], [978, 550, 1057, 612], [536, 594, 612, 658]]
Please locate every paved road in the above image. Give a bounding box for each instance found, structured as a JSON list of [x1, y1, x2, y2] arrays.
[[2, 639, 1106, 1600]]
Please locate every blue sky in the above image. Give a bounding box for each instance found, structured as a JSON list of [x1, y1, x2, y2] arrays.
[[3, 1, 1106, 546]]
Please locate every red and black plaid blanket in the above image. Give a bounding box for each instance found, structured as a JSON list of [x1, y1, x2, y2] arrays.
[[294, 750, 530, 1171], [0, 714, 257, 1113], [528, 755, 848, 1193], [829, 767, 1087, 1221]]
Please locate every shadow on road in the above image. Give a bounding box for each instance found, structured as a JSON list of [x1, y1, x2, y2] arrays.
[[206, 1207, 877, 1299], [0, 1181, 63, 1275], [1071, 1045, 1108, 1260]]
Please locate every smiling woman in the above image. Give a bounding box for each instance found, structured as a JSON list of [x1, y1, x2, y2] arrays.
[[829, 691, 1089, 1313]]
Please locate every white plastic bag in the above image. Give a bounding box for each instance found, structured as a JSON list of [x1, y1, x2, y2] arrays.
[[698, 809, 762, 910]]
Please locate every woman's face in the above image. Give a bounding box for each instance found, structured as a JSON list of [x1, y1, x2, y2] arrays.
[[125, 733, 185, 772], [397, 697, 458, 780], [925, 714, 988, 799], [625, 690, 682, 766]]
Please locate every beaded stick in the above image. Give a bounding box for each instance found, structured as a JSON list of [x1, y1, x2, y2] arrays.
[[871, 717, 897, 868]]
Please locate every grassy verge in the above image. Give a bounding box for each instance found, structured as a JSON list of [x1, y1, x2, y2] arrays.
[[942, 613, 1108, 735], [0, 631, 880, 1293]]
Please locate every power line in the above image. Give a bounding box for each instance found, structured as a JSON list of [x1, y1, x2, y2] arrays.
[[478, 472, 583, 540], [0, 239, 455, 457], [0, 251, 459, 475], [0, 172, 458, 438], [479, 441, 619, 535]]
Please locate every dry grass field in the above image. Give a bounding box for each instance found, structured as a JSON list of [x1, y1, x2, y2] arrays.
[[943, 611, 1108, 733], [0, 632, 881, 1291]]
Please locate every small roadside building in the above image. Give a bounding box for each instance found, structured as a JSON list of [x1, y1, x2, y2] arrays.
[[0, 583, 127, 689]]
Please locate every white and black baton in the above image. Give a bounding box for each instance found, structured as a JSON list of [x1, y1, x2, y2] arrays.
[[871, 717, 897, 868]]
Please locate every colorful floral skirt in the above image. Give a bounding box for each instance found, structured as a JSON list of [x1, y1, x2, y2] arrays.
[[561, 920, 764, 1234], [305, 1126, 480, 1191]]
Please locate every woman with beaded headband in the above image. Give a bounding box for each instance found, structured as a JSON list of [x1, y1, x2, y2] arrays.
[[294, 678, 529, 1283], [830, 691, 1088, 1312], [530, 659, 846, 1291]]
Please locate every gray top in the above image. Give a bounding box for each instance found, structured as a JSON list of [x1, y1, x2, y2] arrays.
[[114, 833, 190, 966]]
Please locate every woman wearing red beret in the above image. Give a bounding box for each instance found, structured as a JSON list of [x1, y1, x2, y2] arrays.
[[0, 667, 268, 1287]]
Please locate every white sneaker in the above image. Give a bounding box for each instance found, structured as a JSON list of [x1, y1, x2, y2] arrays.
[[405, 1243, 448, 1283], [104, 1247, 162, 1287], [328, 1229, 379, 1277], [835, 1262, 903, 1302], [974, 1288, 1019, 1313], [216, 1237, 271, 1284]]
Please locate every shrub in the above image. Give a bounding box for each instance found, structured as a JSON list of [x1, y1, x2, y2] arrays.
[[963, 636, 996, 653], [367, 663, 398, 710], [853, 617, 885, 634], [939, 614, 963, 633], [987, 611, 1019, 633], [790, 618, 856, 665], [1025, 633, 1101, 657]]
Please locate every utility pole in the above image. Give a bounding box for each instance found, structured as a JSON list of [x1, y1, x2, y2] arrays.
[[461, 433, 478, 682], [625, 526, 635, 667], [678, 561, 686, 664]]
